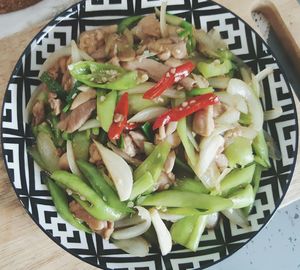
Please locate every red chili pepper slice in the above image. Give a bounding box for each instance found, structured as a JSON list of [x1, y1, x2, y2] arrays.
[[152, 93, 219, 130], [143, 61, 195, 100], [124, 122, 140, 131], [108, 92, 129, 140]]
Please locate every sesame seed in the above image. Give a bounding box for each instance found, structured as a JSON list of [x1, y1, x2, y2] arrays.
[[166, 72, 170, 78], [170, 68, 176, 74], [190, 100, 196, 104], [182, 101, 188, 107], [114, 113, 124, 123]]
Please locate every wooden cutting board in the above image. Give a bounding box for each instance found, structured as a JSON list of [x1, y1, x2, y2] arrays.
[[0, 1, 299, 270]]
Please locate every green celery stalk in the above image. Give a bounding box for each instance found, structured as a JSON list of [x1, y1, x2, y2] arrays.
[[177, 118, 198, 167], [239, 112, 252, 125], [141, 122, 154, 142], [134, 140, 171, 182], [215, 164, 256, 196], [173, 178, 209, 194], [187, 87, 214, 97], [143, 142, 155, 156], [174, 157, 195, 175], [197, 59, 232, 79], [27, 146, 47, 170], [253, 130, 271, 168], [228, 184, 254, 209], [171, 214, 207, 251], [97, 90, 117, 132], [128, 94, 168, 114], [130, 172, 154, 200], [139, 190, 233, 212], [243, 164, 263, 215], [224, 136, 254, 168], [117, 15, 143, 33], [163, 207, 201, 216], [72, 131, 90, 161]]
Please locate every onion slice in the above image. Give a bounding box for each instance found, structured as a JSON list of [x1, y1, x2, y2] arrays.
[[160, 1, 168, 38], [217, 92, 248, 114], [256, 67, 274, 82], [227, 79, 263, 131], [113, 236, 150, 257], [158, 211, 184, 222], [264, 107, 283, 121], [205, 212, 219, 229], [112, 207, 151, 240], [150, 208, 172, 256], [66, 140, 81, 176], [94, 140, 133, 201], [128, 107, 168, 123], [78, 119, 101, 131], [222, 208, 250, 229]]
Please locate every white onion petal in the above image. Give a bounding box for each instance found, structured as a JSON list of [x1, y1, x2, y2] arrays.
[[158, 212, 184, 222], [205, 213, 219, 229], [78, 119, 101, 131], [66, 140, 81, 176], [150, 208, 172, 256], [196, 134, 224, 178], [256, 67, 274, 82], [160, 1, 168, 38], [222, 208, 250, 229], [215, 108, 240, 125], [264, 107, 283, 121], [217, 92, 248, 114], [227, 79, 263, 131], [112, 207, 151, 240], [113, 236, 150, 257], [128, 107, 168, 123], [94, 141, 133, 201], [24, 84, 45, 123]]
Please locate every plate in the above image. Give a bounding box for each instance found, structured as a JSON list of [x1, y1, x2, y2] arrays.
[[1, 0, 298, 269]]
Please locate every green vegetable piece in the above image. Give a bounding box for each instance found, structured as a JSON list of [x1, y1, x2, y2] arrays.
[[72, 131, 90, 161], [228, 184, 254, 209], [99, 128, 108, 145], [143, 225, 159, 247], [171, 214, 206, 251], [174, 157, 195, 176], [27, 146, 47, 170], [46, 176, 91, 233], [141, 122, 154, 142], [163, 207, 201, 217], [118, 15, 143, 33], [177, 118, 198, 167], [140, 190, 233, 212], [51, 170, 124, 221], [62, 131, 73, 141], [216, 164, 256, 195], [197, 59, 232, 79], [187, 87, 214, 97], [77, 160, 130, 214], [63, 81, 82, 113], [130, 172, 154, 200], [217, 49, 234, 61], [117, 134, 125, 149], [143, 142, 155, 156], [134, 140, 171, 182], [40, 72, 65, 97], [92, 127, 100, 136], [97, 90, 117, 132], [69, 61, 138, 90], [243, 164, 263, 215], [164, 13, 183, 26], [49, 115, 64, 147], [36, 132, 60, 173], [173, 178, 209, 194], [224, 136, 254, 168], [239, 112, 252, 125], [128, 94, 168, 114], [253, 130, 271, 168]]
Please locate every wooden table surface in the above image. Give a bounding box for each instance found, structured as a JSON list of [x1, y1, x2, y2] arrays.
[[0, 1, 299, 270]]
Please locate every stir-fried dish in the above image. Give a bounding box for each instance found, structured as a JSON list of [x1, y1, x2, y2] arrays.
[[26, 3, 282, 257]]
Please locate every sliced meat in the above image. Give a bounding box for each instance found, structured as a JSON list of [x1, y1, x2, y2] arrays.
[[79, 28, 106, 58], [48, 56, 72, 91], [58, 99, 96, 133], [69, 200, 114, 240], [155, 171, 176, 191], [155, 131, 181, 149], [192, 105, 214, 137], [48, 92, 62, 115], [164, 151, 176, 174], [58, 152, 69, 170], [123, 58, 195, 90], [89, 142, 102, 167], [123, 134, 138, 157], [215, 153, 228, 172], [31, 100, 45, 126], [165, 58, 184, 68], [129, 131, 146, 151], [134, 14, 161, 40], [213, 103, 227, 118], [70, 89, 96, 110]]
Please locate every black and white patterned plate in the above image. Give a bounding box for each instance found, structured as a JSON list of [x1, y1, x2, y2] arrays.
[[1, 0, 298, 269]]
